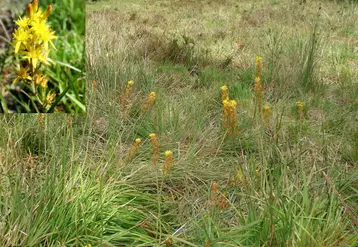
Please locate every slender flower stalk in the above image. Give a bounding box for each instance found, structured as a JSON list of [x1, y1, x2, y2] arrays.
[[220, 85, 229, 101], [223, 99, 239, 136], [149, 133, 159, 164], [211, 181, 218, 197], [143, 91, 156, 110], [119, 80, 134, 106], [124, 138, 141, 163], [210, 181, 229, 208], [255, 56, 262, 78], [162, 150, 173, 175], [254, 76, 263, 112], [263, 105, 271, 125]]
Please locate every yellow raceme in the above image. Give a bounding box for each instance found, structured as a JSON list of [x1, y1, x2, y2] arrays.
[[12, 0, 57, 73]]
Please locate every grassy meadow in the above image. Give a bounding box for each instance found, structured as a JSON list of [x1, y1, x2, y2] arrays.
[[1, 0, 358, 246]]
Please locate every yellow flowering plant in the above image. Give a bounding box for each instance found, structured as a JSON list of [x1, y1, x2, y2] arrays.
[[3, 0, 59, 112], [0, 0, 86, 113]]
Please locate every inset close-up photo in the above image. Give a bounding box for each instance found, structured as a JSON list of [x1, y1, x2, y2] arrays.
[[0, 0, 85, 113]]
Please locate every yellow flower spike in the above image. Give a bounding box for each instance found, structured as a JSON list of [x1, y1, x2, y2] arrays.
[[256, 56, 262, 78], [143, 91, 156, 110], [46, 92, 56, 105], [221, 85, 229, 101], [263, 105, 271, 124], [255, 169, 260, 176], [211, 182, 218, 195], [34, 74, 48, 88], [229, 99, 237, 107], [123, 138, 142, 164], [254, 76, 263, 111], [222, 99, 239, 136], [163, 150, 173, 175], [149, 133, 159, 164], [119, 80, 135, 106]]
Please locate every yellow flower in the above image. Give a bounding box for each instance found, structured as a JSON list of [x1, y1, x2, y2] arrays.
[[12, 28, 31, 54], [297, 100, 304, 109], [13, 65, 32, 83], [123, 138, 142, 163], [120, 81, 135, 106], [143, 91, 156, 110], [31, 19, 57, 51], [211, 182, 218, 195], [256, 56, 262, 78], [15, 16, 30, 29], [34, 74, 48, 88], [263, 105, 271, 124], [22, 46, 50, 69], [162, 150, 173, 175], [254, 76, 263, 110], [149, 91, 156, 97], [46, 92, 56, 105], [149, 133, 159, 164], [221, 85, 229, 101], [222, 99, 239, 136]]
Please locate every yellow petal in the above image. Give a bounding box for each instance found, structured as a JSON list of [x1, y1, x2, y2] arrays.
[[15, 42, 21, 54]]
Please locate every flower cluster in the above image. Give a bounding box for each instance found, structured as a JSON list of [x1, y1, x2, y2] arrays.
[[222, 99, 239, 136], [255, 56, 262, 78], [11, 0, 58, 112], [149, 133, 159, 164], [124, 138, 141, 163], [254, 76, 263, 112], [263, 105, 271, 125], [143, 91, 156, 110], [12, 0, 56, 74], [162, 150, 173, 175], [220, 85, 228, 101], [120, 80, 134, 106], [210, 182, 230, 209]]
